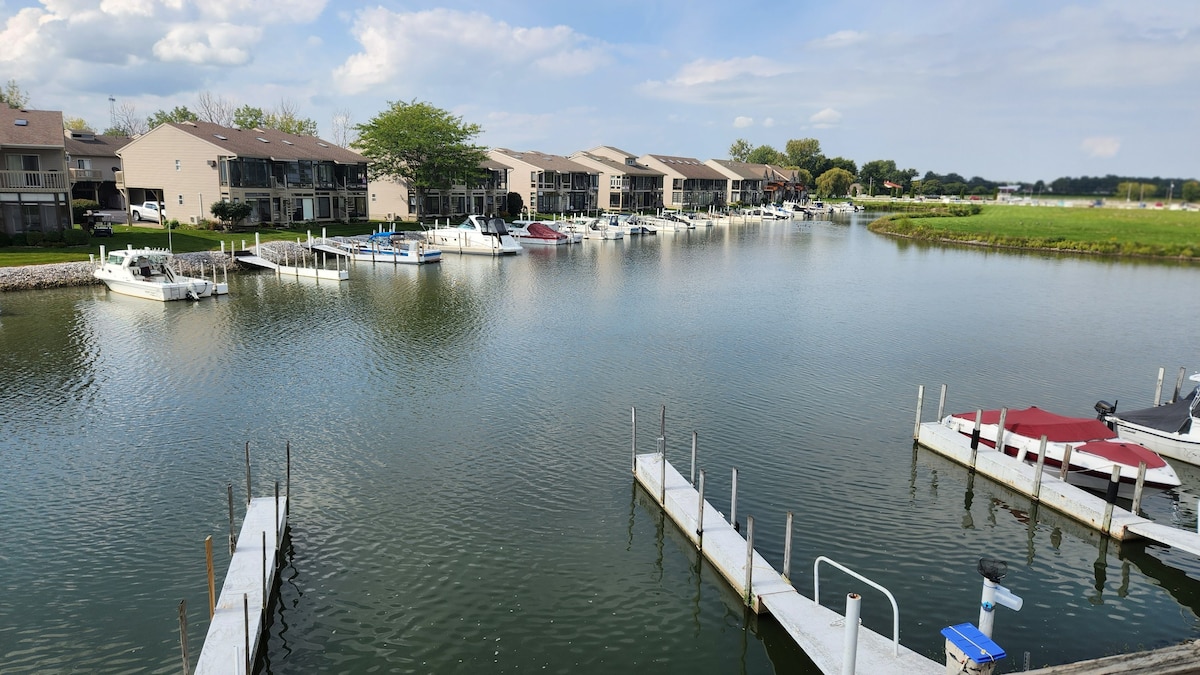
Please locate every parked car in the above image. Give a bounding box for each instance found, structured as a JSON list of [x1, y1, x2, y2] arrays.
[[130, 201, 165, 222]]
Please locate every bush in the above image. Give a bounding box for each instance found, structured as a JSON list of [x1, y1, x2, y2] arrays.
[[42, 229, 64, 244], [9, 233, 26, 246], [63, 228, 89, 245], [0, 231, 10, 247], [25, 231, 44, 246], [72, 198, 101, 223]]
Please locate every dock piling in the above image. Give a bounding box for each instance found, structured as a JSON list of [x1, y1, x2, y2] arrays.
[[843, 593, 861, 675], [1131, 463, 1147, 514], [696, 470, 706, 546], [242, 594, 250, 675], [936, 384, 947, 422], [658, 436, 666, 505], [690, 431, 698, 486], [206, 536, 215, 618], [1060, 445, 1073, 481], [969, 409, 982, 460], [744, 515, 755, 607], [179, 599, 190, 675], [731, 468, 739, 531], [1032, 436, 1047, 501], [783, 511, 794, 583], [274, 482, 280, 540], [995, 408, 1008, 454], [1102, 465, 1121, 532], [244, 442, 251, 505], [1173, 366, 1187, 403], [913, 385, 925, 440], [286, 441, 291, 517], [1154, 367, 1166, 406], [631, 407, 637, 473]]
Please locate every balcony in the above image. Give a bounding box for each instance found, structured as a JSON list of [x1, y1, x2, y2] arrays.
[[69, 168, 104, 182], [114, 170, 124, 187], [0, 170, 69, 192]]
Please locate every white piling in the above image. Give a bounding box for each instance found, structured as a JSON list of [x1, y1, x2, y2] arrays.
[[630, 407, 637, 473], [690, 431, 698, 485], [1154, 367, 1166, 406], [1102, 465, 1122, 532], [731, 467, 739, 530], [843, 593, 861, 675], [913, 385, 925, 439], [696, 470, 706, 546], [783, 511, 794, 583], [995, 408, 1008, 453], [658, 436, 666, 504], [1060, 444, 1074, 480], [1174, 367, 1187, 403], [1131, 462, 1147, 514], [979, 579, 998, 638], [1032, 436, 1047, 501], [936, 384, 947, 421], [744, 515, 755, 607]]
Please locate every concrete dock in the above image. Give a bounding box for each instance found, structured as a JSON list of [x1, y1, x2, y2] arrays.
[[194, 495, 288, 675], [633, 451, 941, 675]]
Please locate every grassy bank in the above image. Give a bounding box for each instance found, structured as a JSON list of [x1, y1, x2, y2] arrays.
[[868, 204, 1200, 258], [0, 221, 393, 268]]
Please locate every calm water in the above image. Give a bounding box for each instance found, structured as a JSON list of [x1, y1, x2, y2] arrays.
[[3, 215, 1200, 673]]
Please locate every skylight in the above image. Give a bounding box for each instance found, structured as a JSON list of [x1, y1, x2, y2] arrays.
[[316, 142, 329, 148], [214, 134, 227, 140], [282, 140, 294, 145], [256, 137, 270, 143], [14, 119, 28, 126]]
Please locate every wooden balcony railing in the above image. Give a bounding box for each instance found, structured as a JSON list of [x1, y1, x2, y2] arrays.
[[0, 170, 69, 191], [69, 168, 104, 182]]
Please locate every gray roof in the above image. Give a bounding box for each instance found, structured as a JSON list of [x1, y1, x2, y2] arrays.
[[0, 108, 65, 148], [573, 152, 662, 176], [63, 131, 133, 157], [491, 148, 594, 174], [709, 159, 775, 180], [645, 154, 727, 180], [165, 120, 366, 164]]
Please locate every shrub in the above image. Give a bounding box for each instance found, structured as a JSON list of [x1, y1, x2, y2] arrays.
[[24, 231, 44, 246], [9, 233, 26, 246], [42, 229, 64, 244], [0, 231, 10, 247], [63, 228, 89, 245], [71, 198, 101, 223]]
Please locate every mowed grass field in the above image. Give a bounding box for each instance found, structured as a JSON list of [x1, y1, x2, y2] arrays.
[[869, 204, 1200, 258]]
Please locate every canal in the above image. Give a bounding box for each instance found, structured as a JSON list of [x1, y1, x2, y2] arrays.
[[1, 213, 1199, 673]]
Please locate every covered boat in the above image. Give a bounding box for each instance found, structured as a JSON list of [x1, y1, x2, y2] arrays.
[[338, 232, 442, 264], [509, 220, 570, 246], [943, 406, 1180, 497], [1097, 375, 1200, 466]]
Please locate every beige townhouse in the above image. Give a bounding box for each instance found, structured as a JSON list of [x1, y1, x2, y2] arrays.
[[705, 160, 807, 207], [637, 154, 728, 210], [569, 146, 664, 212], [117, 120, 368, 226], [1, 107, 71, 234], [367, 158, 512, 222], [488, 149, 598, 216], [64, 128, 132, 210]]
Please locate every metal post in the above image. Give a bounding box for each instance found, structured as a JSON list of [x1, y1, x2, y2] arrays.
[[1102, 465, 1121, 533], [843, 593, 861, 675], [227, 483, 236, 554], [206, 535, 215, 619], [744, 515, 755, 608], [631, 407, 637, 473], [731, 467, 739, 531], [995, 408, 1008, 454], [286, 441, 291, 517], [658, 436, 666, 505], [913, 384, 925, 439], [178, 599, 190, 675], [970, 409, 983, 451], [274, 481, 280, 542], [244, 441, 252, 505], [1060, 444, 1074, 481], [696, 470, 706, 548], [1032, 436, 1047, 501], [1131, 462, 1147, 514], [783, 511, 794, 583], [936, 383, 947, 421], [243, 594, 250, 675], [690, 431, 698, 486], [1154, 367, 1166, 406], [262, 531, 268, 610]]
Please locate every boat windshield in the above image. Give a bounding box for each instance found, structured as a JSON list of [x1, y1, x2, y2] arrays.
[[482, 217, 509, 235]]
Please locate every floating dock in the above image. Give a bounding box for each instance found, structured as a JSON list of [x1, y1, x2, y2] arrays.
[[194, 494, 288, 675], [632, 447, 941, 674], [915, 386, 1200, 556]]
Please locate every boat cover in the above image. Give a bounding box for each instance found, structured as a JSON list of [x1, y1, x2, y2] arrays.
[[954, 407, 1117, 442], [1075, 440, 1167, 469], [527, 223, 567, 240], [1116, 389, 1197, 433]]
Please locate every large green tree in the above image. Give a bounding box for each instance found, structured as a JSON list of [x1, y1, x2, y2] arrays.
[[746, 144, 783, 165], [1181, 180, 1200, 203], [2, 79, 31, 109], [147, 105, 198, 129], [234, 102, 319, 136], [815, 168, 854, 198], [354, 100, 488, 221], [728, 138, 753, 162], [785, 138, 826, 176]]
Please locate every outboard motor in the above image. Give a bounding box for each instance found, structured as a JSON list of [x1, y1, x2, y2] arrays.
[[1094, 400, 1117, 426]]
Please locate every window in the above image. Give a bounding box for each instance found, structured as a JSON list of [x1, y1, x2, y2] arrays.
[[175, 159, 181, 171], [77, 158, 92, 170], [371, 193, 376, 202], [178, 194, 183, 205]]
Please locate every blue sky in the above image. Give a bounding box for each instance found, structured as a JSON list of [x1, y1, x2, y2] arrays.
[[2, 0, 1197, 183]]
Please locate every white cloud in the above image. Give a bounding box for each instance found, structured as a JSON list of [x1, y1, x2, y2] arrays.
[[810, 108, 842, 127], [809, 30, 866, 49], [665, 56, 789, 87], [733, 116, 753, 128], [0, 7, 58, 64], [334, 8, 609, 95], [762, 117, 775, 128], [153, 23, 262, 66], [196, 0, 325, 24], [1081, 136, 1120, 158]]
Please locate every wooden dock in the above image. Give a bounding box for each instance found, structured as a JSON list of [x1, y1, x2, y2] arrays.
[[633, 451, 941, 675], [916, 405, 1200, 556], [194, 495, 288, 675]]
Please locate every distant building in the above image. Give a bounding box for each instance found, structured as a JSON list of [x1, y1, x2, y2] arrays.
[[637, 154, 728, 210], [367, 158, 512, 221], [569, 147, 664, 212], [489, 149, 598, 215], [64, 129, 132, 210], [0, 107, 71, 234]]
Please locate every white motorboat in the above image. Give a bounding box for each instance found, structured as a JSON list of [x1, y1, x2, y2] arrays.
[[564, 217, 624, 240], [1096, 374, 1200, 466], [338, 232, 442, 264], [509, 220, 571, 246], [942, 406, 1180, 498], [93, 247, 228, 301], [425, 215, 523, 256]]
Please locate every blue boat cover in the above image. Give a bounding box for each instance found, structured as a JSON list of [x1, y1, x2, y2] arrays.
[[941, 623, 1006, 663]]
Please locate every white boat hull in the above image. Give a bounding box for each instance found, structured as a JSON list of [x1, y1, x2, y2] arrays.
[[425, 229, 522, 256], [93, 248, 225, 301], [96, 275, 215, 301], [1110, 420, 1200, 467]]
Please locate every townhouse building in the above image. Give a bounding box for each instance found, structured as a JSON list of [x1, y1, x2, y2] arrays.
[[488, 149, 597, 216], [64, 128, 132, 210], [117, 120, 368, 226], [637, 154, 728, 210], [1, 107, 71, 234], [569, 146, 664, 212], [705, 160, 806, 206], [367, 158, 511, 221]]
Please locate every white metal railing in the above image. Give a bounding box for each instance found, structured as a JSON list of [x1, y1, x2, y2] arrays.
[[0, 170, 68, 191], [814, 556, 900, 656]]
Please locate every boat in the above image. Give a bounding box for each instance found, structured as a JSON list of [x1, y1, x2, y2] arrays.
[[941, 406, 1180, 497], [564, 216, 624, 240], [1096, 373, 1200, 466], [93, 247, 228, 301], [609, 213, 655, 236], [424, 215, 523, 256], [509, 220, 571, 246], [337, 232, 442, 264]]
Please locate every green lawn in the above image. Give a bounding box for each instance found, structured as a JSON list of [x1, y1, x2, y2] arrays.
[[0, 222, 401, 267], [868, 204, 1200, 258]]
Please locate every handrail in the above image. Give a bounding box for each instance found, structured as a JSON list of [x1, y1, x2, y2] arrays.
[[813, 555, 900, 656]]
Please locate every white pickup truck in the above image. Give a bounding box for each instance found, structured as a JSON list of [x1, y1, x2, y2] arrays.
[[130, 201, 165, 222]]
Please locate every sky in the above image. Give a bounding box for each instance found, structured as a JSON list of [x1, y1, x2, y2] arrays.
[[2, 0, 1197, 184]]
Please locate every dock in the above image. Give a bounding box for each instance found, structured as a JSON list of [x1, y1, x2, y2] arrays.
[[232, 249, 348, 281], [631, 418, 942, 675], [193, 493, 288, 674], [915, 386, 1200, 556]]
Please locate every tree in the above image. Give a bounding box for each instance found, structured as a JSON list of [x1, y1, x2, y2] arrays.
[[106, 102, 147, 136], [234, 101, 319, 136], [728, 138, 753, 163], [210, 201, 253, 230], [147, 105, 198, 129], [826, 156, 857, 178], [233, 104, 267, 129], [746, 144, 783, 165], [331, 108, 355, 148], [354, 99, 488, 222], [1181, 180, 1200, 203], [2, 79, 31, 109], [815, 168, 853, 197], [195, 91, 235, 127], [785, 138, 826, 176], [506, 192, 524, 217], [792, 168, 813, 189], [859, 159, 897, 195], [63, 116, 91, 131]]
